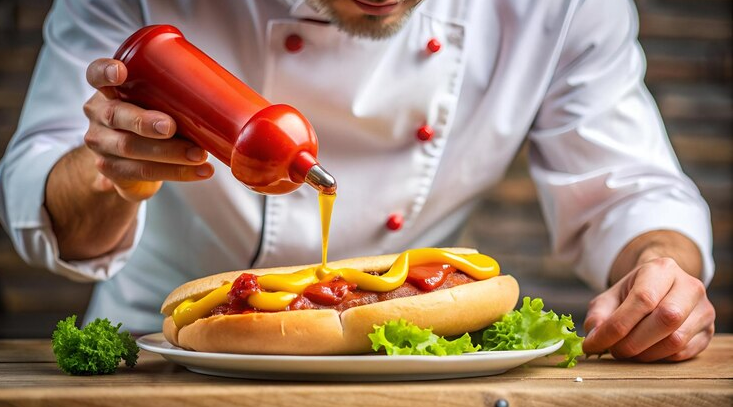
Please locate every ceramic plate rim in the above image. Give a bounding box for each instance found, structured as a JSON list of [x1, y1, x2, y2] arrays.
[[137, 332, 563, 362]]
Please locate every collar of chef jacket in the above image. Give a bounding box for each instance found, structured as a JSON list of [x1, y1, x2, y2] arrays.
[[285, 0, 330, 21]]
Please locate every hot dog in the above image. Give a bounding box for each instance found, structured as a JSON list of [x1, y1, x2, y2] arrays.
[[161, 247, 519, 355]]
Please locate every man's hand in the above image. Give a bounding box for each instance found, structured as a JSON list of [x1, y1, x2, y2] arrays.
[[582, 231, 716, 362], [83, 58, 213, 201], [45, 58, 215, 260]]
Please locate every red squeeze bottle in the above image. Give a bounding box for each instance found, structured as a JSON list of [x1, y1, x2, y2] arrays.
[[113, 25, 336, 195]]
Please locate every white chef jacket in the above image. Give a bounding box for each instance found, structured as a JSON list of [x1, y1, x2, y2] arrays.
[[0, 0, 714, 332]]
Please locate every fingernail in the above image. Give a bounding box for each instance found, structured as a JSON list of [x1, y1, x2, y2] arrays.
[[196, 165, 212, 177], [105, 64, 118, 82], [154, 121, 170, 135], [186, 147, 204, 162]]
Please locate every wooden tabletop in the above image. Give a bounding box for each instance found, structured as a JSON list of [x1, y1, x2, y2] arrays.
[[0, 335, 731, 407]]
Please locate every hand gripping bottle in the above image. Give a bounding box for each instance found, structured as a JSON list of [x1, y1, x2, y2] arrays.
[[113, 25, 336, 195]]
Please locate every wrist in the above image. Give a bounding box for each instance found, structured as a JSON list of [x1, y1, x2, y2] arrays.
[[608, 230, 703, 286], [45, 146, 140, 260], [635, 243, 672, 266]]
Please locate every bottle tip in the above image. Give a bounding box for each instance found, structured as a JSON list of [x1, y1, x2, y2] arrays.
[[305, 164, 337, 195]]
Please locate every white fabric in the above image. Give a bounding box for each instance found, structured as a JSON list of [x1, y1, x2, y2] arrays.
[[0, 0, 714, 332]]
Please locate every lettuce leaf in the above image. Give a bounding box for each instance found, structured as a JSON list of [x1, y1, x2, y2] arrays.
[[368, 319, 480, 356], [367, 297, 584, 368], [481, 297, 584, 367]]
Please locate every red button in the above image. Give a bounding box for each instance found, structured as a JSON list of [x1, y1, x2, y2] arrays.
[[426, 38, 441, 53], [285, 34, 303, 53], [386, 213, 404, 231], [416, 125, 434, 142]]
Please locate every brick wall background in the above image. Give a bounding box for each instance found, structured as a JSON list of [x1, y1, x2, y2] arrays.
[[0, 0, 730, 338]]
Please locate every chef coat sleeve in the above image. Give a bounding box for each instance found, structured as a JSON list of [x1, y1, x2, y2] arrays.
[[527, 0, 714, 291], [0, 0, 146, 282]]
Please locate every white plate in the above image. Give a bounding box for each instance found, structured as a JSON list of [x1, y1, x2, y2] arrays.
[[137, 333, 563, 381]]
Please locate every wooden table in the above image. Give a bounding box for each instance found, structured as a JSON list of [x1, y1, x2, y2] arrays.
[[1, 335, 731, 406]]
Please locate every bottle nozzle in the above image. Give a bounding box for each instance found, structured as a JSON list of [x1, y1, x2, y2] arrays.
[[305, 164, 337, 195]]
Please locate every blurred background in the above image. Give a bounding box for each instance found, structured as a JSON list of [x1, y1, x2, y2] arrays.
[[0, 0, 730, 338]]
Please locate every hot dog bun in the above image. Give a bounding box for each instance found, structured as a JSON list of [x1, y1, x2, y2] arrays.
[[161, 248, 519, 355]]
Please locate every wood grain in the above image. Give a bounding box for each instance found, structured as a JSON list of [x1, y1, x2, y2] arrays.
[[0, 379, 729, 407], [0, 335, 730, 407]]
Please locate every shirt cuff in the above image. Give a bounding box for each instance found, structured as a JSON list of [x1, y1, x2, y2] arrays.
[[576, 193, 714, 292], [3, 147, 146, 282]]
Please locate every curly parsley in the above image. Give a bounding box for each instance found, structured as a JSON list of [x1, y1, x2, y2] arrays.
[[51, 315, 139, 375]]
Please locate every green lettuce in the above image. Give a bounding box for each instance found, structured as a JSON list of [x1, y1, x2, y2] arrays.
[[368, 297, 584, 368], [368, 319, 480, 356], [481, 297, 584, 367]]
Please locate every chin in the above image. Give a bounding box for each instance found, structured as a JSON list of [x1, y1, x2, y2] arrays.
[[309, 0, 422, 39]]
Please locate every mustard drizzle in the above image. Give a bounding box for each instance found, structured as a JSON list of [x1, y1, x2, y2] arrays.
[[171, 248, 500, 328]]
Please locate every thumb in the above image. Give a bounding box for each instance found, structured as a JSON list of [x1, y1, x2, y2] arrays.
[[113, 179, 163, 202]]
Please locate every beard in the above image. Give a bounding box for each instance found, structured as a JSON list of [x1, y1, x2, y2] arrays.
[[307, 0, 419, 40]]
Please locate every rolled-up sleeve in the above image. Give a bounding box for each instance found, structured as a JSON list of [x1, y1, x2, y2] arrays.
[[0, 0, 145, 282], [528, 0, 714, 291]]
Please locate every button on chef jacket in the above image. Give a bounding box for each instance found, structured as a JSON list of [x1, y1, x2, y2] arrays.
[[0, 0, 714, 332]]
